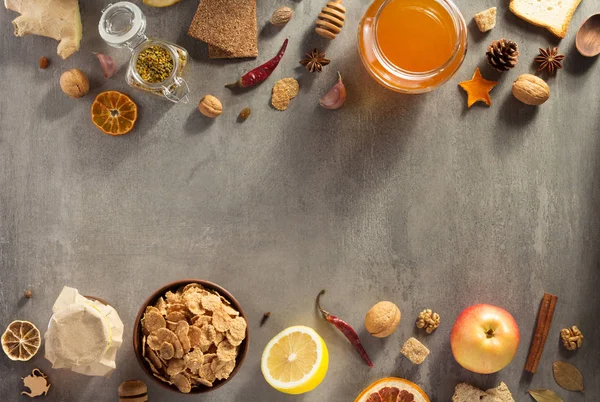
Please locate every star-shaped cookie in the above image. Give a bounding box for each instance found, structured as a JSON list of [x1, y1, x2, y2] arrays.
[[459, 67, 498, 107]]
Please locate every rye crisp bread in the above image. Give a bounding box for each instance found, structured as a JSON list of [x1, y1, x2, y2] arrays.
[[207, 45, 234, 59], [188, 0, 258, 59]]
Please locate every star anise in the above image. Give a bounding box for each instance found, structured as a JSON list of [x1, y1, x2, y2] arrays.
[[299, 48, 330, 73], [534, 47, 565, 74]]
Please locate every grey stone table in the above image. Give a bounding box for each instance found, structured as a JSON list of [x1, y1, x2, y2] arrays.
[[1, 0, 599, 401]]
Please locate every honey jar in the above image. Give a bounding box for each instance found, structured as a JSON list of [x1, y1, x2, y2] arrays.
[[358, 0, 468, 93]]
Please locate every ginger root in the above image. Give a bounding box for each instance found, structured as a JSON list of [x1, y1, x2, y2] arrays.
[[4, 0, 83, 59]]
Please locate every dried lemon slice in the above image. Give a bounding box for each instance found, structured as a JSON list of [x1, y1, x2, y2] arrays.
[[2, 320, 41, 361], [143, 0, 181, 7], [90, 91, 138, 136]]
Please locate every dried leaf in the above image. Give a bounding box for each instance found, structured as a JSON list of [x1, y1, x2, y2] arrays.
[[553, 361, 584, 391], [529, 389, 563, 402]]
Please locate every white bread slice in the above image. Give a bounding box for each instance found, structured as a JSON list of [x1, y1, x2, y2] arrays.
[[509, 0, 582, 38]]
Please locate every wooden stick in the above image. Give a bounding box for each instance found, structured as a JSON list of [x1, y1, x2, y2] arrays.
[[524, 292, 558, 373]]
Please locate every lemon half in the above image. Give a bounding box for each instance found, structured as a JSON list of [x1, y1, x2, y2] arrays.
[[261, 326, 328, 395]]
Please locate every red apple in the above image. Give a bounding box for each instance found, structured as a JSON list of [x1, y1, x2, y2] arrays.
[[450, 304, 520, 374]]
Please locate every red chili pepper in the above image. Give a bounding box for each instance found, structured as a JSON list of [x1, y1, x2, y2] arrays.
[[225, 39, 289, 89], [316, 289, 373, 368]]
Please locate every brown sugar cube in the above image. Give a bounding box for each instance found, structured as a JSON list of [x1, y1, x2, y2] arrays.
[[401, 337, 430, 364], [474, 7, 497, 32], [118, 380, 147, 402]]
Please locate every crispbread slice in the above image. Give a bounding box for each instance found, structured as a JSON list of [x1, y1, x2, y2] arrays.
[[485, 382, 515, 402], [208, 45, 233, 59], [452, 382, 514, 402], [188, 0, 258, 59], [509, 0, 582, 38], [451, 383, 488, 402]]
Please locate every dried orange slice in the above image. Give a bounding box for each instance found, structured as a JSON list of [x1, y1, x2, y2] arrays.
[[2, 320, 41, 361], [355, 378, 430, 402], [91, 91, 138, 135]]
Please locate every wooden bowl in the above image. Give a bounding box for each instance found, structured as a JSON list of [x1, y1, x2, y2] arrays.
[[133, 280, 249, 394]]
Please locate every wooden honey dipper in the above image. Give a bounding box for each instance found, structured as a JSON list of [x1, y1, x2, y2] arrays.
[[315, 0, 346, 40]]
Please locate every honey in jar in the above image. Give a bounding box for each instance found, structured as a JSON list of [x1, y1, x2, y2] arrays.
[[358, 0, 468, 93]]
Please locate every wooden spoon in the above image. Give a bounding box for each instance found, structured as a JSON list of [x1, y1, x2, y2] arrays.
[[576, 13, 600, 57]]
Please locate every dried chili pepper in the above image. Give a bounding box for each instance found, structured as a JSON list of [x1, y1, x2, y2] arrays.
[[316, 289, 373, 368], [225, 39, 288, 89]]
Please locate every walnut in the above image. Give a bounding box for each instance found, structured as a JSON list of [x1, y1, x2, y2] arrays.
[[416, 309, 440, 333], [512, 74, 550, 106], [560, 326, 583, 350], [198, 95, 222, 118], [365, 301, 401, 338], [59, 69, 89, 98]]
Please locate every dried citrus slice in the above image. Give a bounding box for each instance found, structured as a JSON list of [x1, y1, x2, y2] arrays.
[[355, 378, 430, 402], [143, 0, 181, 7], [91, 91, 138, 135], [261, 326, 328, 395], [2, 320, 41, 361]]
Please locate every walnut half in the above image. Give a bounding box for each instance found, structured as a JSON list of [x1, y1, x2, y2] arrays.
[[416, 309, 440, 334], [560, 326, 583, 351]]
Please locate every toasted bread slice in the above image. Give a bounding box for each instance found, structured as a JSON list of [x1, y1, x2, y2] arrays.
[[509, 0, 582, 38]]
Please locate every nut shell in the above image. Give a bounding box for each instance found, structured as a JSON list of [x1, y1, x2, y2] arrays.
[[198, 95, 223, 118], [512, 74, 550, 105], [365, 301, 401, 338], [60, 69, 89, 98], [270, 6, 293, 26]]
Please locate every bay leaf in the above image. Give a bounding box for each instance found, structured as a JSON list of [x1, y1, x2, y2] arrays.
[[528, 389, 563, 402], [553, 361, 584, 391]]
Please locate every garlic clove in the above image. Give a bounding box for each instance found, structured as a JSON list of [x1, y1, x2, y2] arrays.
[[94, 52, 116, 79], [319, 72, 346, 110]]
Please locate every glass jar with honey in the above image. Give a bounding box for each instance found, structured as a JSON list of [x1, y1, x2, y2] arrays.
[[358, 0, 467, 93]]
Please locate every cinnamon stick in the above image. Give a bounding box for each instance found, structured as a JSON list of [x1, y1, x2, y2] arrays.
[[524, 292, 558, 373]]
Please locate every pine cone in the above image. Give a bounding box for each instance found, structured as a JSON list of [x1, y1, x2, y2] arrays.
[[486, 39, 519, 72]]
